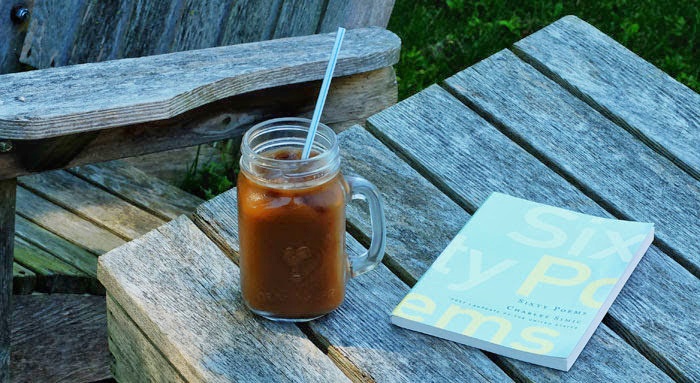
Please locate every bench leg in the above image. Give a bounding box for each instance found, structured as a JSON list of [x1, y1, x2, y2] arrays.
[[0, 178, 16, 383]]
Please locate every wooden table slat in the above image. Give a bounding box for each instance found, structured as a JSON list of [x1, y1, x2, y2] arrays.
[[445, 49, 700, 278], [11, 262, 35, 295], [15, 186, 126, 256], [98, 216, 351, 383], [70, 161, 204, 222], [20, 170, 165, 241], [367, 86, 694, 381], [513, 15, 700, 180], [194, 191, 512, 383]]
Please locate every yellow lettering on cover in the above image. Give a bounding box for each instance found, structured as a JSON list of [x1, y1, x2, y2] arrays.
[[517, 255, 591, 296], [580, 278, 618, 308], [393, 293, 436, 322], [507, 206, 576, 249], [510, 326, 559, 354], [436, 305, 512, 344]]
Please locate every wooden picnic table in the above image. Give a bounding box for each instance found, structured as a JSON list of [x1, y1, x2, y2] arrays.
[[98, 16, 699, 382]]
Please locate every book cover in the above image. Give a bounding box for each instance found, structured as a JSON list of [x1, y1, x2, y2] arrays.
[[390, 192, 654, 371]]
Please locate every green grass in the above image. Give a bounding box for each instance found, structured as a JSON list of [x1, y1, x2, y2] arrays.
[[182, 0, 698, 198], [389, 0, 699, 100]]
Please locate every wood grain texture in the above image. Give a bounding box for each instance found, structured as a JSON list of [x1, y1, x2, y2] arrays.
[[1, 27, 400, 141], [273, 0, 325, 38], [446, 50, 700, 278], [118, 0, 183, 58], [120, 145, 219, 185], [107, 294, 186, 383], [16, 186, 125, 255], [367, 85, 698, 381], [11, 294, 110, 383], [70, 161, 203, 221], [169, 0, 231, 52], [193, 190, 512, 383], [13, 237, 89, 293], [0, 66, 397, 180], [12, 263, 35, 295], [513, 16, 700, 180], [15, 214, 97, 278], [0, 178, 14, 383], [19, 0, 87, 69], [98, 216, 350, 383], [67, 0, 131, 65], [338, 126, 468, 282], [0, 0, 34, 74], [218, 0, 280, 45], [319, 0, 396, 32], [19, 170, 165, 240]]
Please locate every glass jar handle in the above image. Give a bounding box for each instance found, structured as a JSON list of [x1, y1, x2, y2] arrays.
[[345, 175, 386, 277]]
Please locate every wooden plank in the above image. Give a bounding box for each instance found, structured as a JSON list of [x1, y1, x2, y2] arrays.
[[13, 237, 90, 293], [0, 66, 397, 180], [218, 0, 281, 45], [1, 27, 400, 141], [169, 0, 231, 52], [19, 0, 87, 69], [70, 161, 203, 221], [107, 294, 186, 383], [118, 0, 183, 58], [193, 190, 512, 382], [98, 216, 351, 383], [120, 145, 219, 185], [273, 0, 325, 38], [0, 178, 13, 383], [15, 214, 97, 277], [12, 263, 35, 295], [445, 50, 700, 278], [19, 170, 165, 240], [367, 85, 696, 381], [11, 294, 110, 382], [66, 0, 131, 65], [319, 0, 395, 32], [0, 0, 34, 74], [16, 186, 125, 255], [513, 16, 700, 180]]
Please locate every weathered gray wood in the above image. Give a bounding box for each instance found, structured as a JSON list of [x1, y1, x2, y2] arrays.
[[66, 0, 130, 65], [0, 0, 34, 74], [20, 170, 165, 240], [0, 66, 397, 180], [15, 215, 97, 278], [19, 0, 87, 68], [12, 263, 35, 295], [446, 50, 700, 278], [0, 178, 14, 383], [513, 16, 700, 180], [13, 237, 90, 293], [218, 0, 280, 45], [16, 186, 125, 255], [121, 145, 219, 185], [169, 0, 231, 52], [273, 0, 325, 38], [193, 190, 512, 383], [107, 294, 186, 383], [11, 294, 110, 382], [1, 27, 400, 141], [98, 216, 350, 383], [319, 0, 395, 32], [118, 0, 183, 58], [367, 85, 698, 381], [70, 161, 203, 221]]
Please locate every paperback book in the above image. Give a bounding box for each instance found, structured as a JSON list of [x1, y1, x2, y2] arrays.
[[391, 192, 654, 371]]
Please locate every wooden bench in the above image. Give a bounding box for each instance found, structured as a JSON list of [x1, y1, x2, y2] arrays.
[[98, 16, 699, 382], [0, 7, 400, 380]]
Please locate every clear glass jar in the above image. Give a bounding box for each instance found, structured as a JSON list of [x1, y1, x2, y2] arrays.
[[238, 117, 386, 321]]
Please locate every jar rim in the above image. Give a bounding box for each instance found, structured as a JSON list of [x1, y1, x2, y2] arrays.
[[241, 117, 338, 164]]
